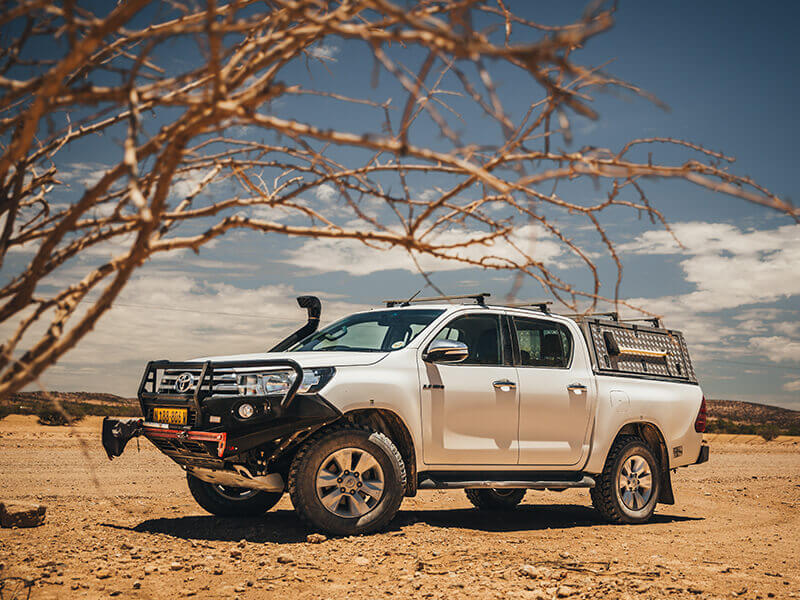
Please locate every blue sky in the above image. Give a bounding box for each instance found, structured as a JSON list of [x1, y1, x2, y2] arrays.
[[3, 1, 799, 407]]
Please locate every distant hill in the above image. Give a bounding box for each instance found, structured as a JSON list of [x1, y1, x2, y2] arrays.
[[0, 391, 141, 424], [706, 399, 800, 437], [6, 391, 138, 406]]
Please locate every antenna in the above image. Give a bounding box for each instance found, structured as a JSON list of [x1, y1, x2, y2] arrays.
[[400, 289, 422, 307]]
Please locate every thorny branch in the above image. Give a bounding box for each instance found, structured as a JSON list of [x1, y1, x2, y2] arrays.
[[0, 0, 795, 397]]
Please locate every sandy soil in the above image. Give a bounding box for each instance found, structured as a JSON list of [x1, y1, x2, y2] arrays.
[[1, 415, 798, 600]]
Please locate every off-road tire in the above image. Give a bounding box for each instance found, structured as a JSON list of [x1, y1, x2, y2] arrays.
[[186, 473, 283, 517], [288, 423, 406, 536], [591, 435, 660, 524], [465, 488, 526, 510]]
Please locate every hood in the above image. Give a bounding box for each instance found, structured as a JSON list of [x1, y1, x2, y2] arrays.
[[190, 350, 388, 369]]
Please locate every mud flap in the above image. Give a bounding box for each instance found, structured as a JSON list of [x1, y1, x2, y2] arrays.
[[102, 417, 144, 460], [658, 467, 675, 505], [695, 444, 709, 465]]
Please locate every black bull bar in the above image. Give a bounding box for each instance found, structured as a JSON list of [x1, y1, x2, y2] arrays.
[[102, 358, 338, 464]]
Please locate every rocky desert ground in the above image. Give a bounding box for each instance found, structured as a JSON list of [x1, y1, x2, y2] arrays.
[[0, 415, 798, 600]]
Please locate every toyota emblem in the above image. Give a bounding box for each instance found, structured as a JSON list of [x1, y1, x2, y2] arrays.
[[174, 372, 195, 393]]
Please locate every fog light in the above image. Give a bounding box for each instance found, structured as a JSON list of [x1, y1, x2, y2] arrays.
[[237, 403, 255, 419]]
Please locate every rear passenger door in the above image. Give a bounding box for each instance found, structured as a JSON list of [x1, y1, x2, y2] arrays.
[[512, 316, 595, 466]]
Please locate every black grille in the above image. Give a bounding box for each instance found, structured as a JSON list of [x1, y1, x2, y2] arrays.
[[137, 358, 303, 429], [157, 369, 239, 395], [143, 368, 239, 426]]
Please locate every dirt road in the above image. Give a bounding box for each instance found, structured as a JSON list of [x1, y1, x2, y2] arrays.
[[1, 415, 798, 600]]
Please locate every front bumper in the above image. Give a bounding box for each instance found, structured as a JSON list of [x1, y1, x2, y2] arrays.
[[102, 358, 341, 470]]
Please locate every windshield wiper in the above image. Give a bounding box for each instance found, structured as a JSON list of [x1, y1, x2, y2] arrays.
[[313, 346, 385, 352]]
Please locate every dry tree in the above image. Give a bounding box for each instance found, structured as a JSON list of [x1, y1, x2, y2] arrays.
[[0, 0, 795, 397]]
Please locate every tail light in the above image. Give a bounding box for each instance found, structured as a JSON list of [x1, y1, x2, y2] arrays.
[[694, 396, 707, 433]]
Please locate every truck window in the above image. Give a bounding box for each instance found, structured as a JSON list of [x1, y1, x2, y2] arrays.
[[512, 317, 572, 368], [292, 309, 444, 352], [430, 314, 505, 365]]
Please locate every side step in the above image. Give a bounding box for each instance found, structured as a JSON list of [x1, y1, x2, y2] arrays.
[[418, 474, 595, 490]]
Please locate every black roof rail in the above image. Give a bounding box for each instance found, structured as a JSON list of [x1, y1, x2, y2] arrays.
[[504, 300, 553, 314], [564, 312, 619, 321], [565, 312, 663, 328], [384, 292, 490, 307], [619, 317, 663, 328]]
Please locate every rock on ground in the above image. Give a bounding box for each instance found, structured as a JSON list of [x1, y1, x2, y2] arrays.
[[0, 501, 46, 528]]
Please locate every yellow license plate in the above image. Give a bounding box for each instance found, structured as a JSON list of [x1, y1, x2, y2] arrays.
[[153, 407, 187, 425]]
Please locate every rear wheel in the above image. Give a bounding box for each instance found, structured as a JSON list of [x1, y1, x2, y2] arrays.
[[591, 436, 660, 524], [186, 474, 283, 517], [289, 424, 406, 535], [465, 488, 526, 510]]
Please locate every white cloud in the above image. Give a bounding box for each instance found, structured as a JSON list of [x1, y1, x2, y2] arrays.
[[308, 43, 340, 61], [618, 221, 798, 256], [772, 321, 800, 338], [171, 168, 215, 199], [418, 189, 439, 202], [622, 222, 800, 313], [732, 308, 789, 336], [749, 337, 800, 364], [63, 161, 107, 189], [315, 184, 337, 202], [283, 224, 566, 276], [5, 271, 366, 395], [783, 380, 800, 392]]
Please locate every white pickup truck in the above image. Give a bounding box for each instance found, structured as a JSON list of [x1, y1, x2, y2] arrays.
[[103, 293, 709, 535]]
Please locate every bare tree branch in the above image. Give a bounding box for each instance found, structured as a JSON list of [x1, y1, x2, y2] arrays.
[[0, 0, 795, 396]]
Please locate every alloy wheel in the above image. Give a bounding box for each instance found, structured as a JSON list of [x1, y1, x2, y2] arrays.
[[315, 447, 385, 518]]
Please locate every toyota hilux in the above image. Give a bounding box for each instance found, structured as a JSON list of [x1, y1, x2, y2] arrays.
[[103, 293, 709, 535]]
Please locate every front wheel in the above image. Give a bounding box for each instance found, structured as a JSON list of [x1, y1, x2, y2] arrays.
[[591, 436, 660, 524], [465, 488, 526, 510], [186, 474, 283, 517], [288, 424, 406, 536]]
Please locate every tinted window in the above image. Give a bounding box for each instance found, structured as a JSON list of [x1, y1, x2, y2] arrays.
[[513, 317, 572, 368], [293, 309, 444, 352], [431, 314, 504, 365]]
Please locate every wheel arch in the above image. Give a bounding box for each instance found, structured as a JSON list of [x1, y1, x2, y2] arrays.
[[614, 421, 674, 505], [344, 408, 418, 496]]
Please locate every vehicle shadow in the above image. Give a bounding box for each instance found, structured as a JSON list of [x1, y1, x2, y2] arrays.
[[104, 510, 309, 544], [397, 504, 702, 533], [104, 504, 701, 544]]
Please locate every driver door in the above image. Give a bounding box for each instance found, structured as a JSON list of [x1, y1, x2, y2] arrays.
[[419, 313, 519, 466]]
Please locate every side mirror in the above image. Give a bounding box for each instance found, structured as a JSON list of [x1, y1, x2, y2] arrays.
[[423, 340, 469, 363]]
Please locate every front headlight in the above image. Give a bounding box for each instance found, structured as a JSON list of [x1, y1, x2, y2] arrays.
[[236, 367, 334, 396]]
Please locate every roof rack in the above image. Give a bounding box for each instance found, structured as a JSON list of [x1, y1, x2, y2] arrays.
[[565, 312, 663, 328], [384, 292, 490, 308], [505, 300, 553, 314]]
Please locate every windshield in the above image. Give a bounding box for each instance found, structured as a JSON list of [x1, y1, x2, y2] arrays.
[[291, 309, 444, 353]]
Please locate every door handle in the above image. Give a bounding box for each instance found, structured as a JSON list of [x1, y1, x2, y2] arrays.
[[493, 380, 516, 392], [567, 382, 587, 394]]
